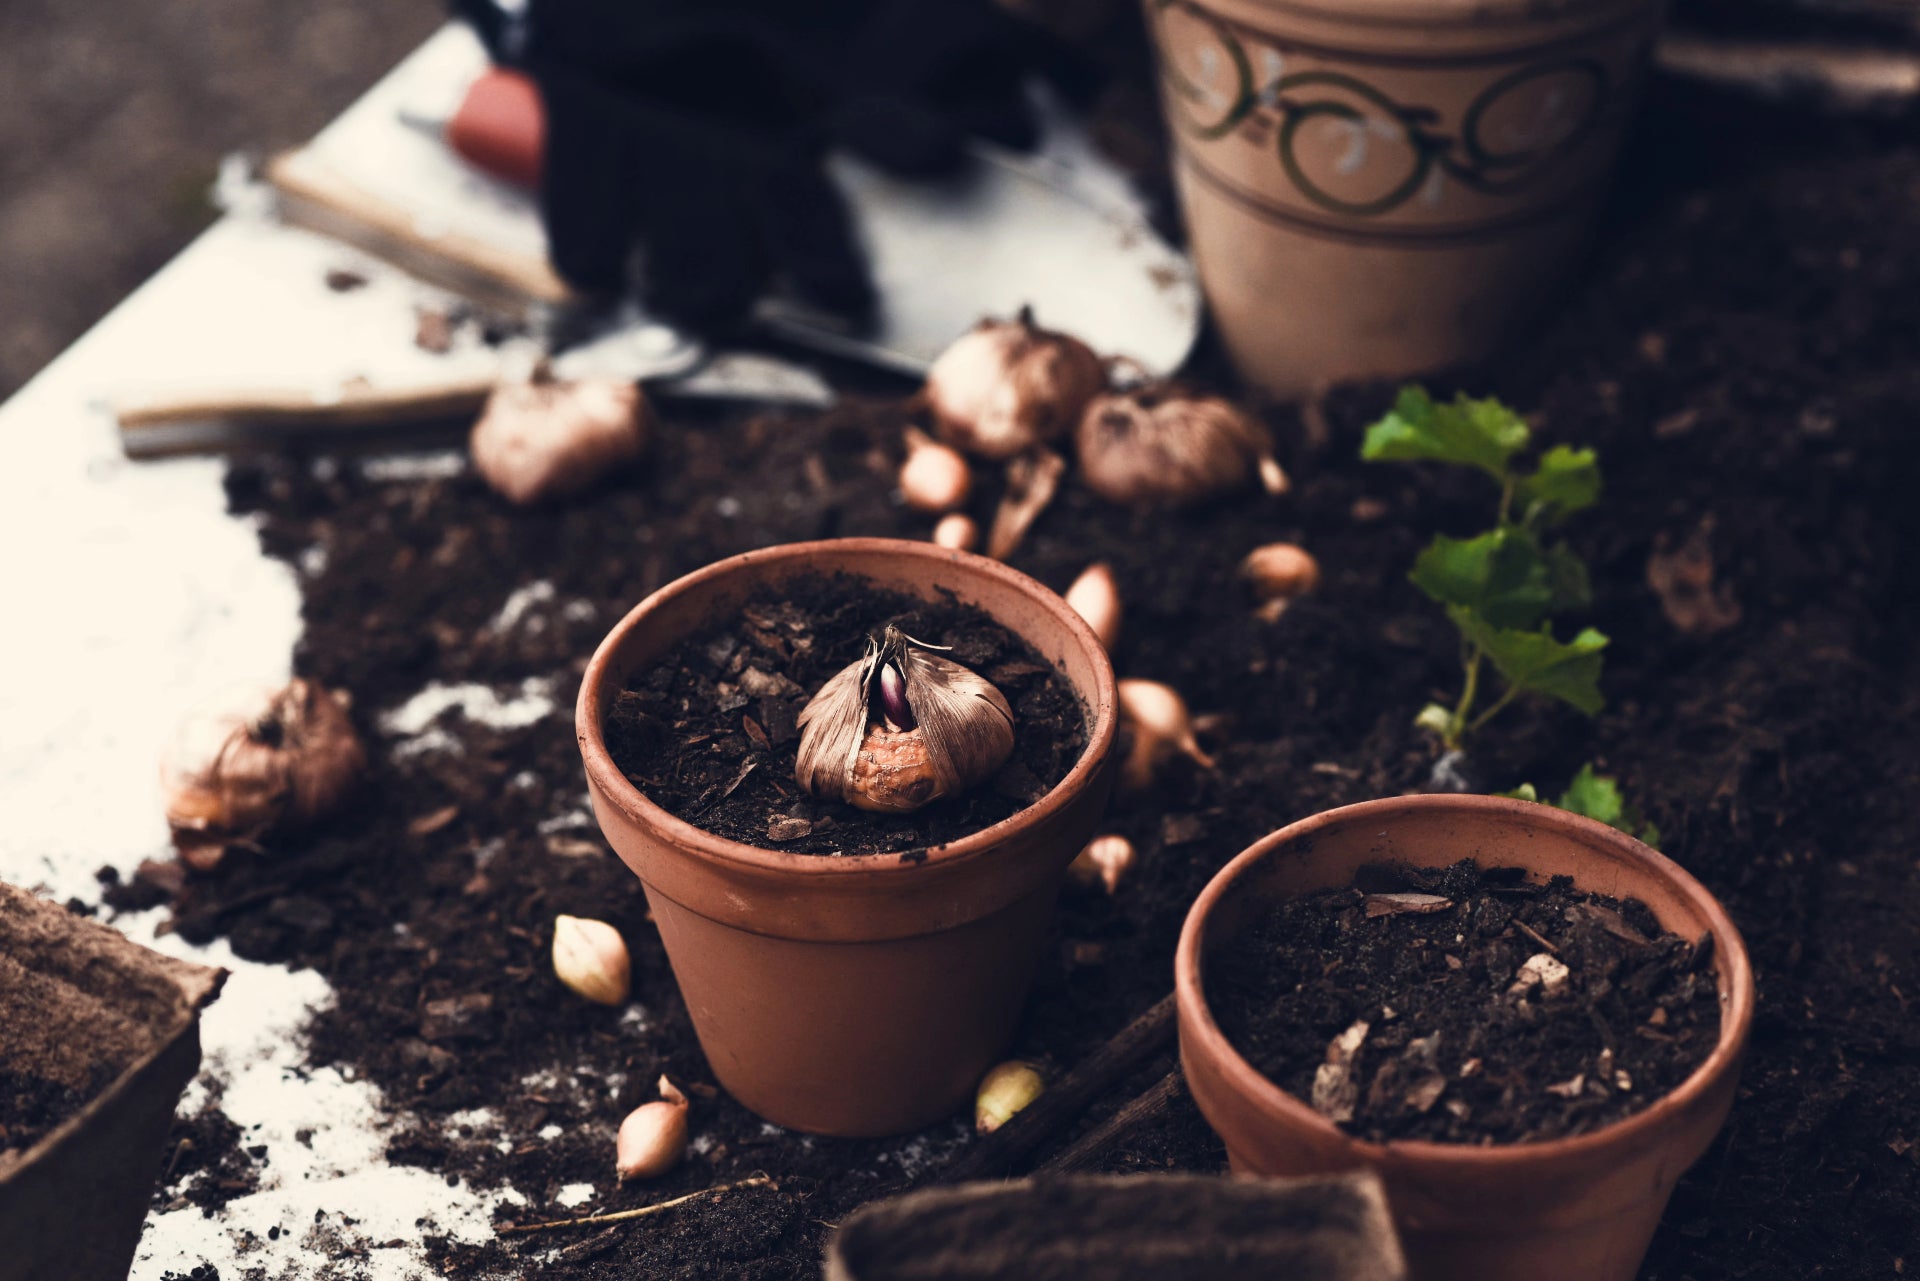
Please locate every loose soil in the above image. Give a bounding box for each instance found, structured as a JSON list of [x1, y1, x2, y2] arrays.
[[107, 74, 1920, 1281], [1207, 860, 1723, 1145], [603, 577, 1087, 857]]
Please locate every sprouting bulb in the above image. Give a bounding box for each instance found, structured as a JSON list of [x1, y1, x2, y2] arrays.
[[795, 625, 1015, 814]]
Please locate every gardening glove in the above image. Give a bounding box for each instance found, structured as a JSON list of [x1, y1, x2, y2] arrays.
[[452, 0, 1092, 331]]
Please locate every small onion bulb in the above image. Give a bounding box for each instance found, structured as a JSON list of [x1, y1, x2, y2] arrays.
[[616, 1076, 690, 1181], [932, 512, 979, 552], [974, 1060, 1045, 1134], [551, 914, 631, 1007], [1241, 543, 1321, 621], [1117, 679, 1216, 792], [898, 431, 973, 513], [470, 373, 648, 505], [1064, 562, 1122, 652], [925, 311, 1105, 460], [1068, 835, 1136, 895]]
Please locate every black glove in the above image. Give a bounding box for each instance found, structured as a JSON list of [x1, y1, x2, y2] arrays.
[[455, 0, 1091, 331]]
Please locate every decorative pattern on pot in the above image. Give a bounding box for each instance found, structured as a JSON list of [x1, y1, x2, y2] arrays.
[[1143, 0, 1666, 396], [1150, 0, 1651, 235]]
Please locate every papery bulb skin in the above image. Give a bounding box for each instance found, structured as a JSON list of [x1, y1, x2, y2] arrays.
[[926, 314, 1105, 461]]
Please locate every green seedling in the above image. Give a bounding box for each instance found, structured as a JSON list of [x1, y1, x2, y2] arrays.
[[1506, 763, 1662, 846], [1362, 386, 1607, 753]]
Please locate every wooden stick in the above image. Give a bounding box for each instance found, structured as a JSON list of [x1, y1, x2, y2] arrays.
[[266, 150, 572, 311], [925, 992, 1176, 1186], [117, 378, 495, 432], [1036, 1069, 1186, 1175], [495, 1174, 775, 1235]]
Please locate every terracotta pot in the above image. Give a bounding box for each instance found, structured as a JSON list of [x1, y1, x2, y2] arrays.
[[1175, 794, 1754, 1281], [577, 538, 1118, 1137], [823, 1170, 1406, 1281], [1144, 0, 1665, 396], [0, 881, 225, 1281]]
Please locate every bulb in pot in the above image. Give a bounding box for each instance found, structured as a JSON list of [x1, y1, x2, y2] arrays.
[[470, 372, 648, 505], [160, 678, 365, 863], [795, 625, 1014, 814], [924, 310, 1105, 460], [1075, 385, 1287, 506]]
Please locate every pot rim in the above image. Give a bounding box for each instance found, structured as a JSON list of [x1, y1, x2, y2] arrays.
[[1174, 793, 1755, 1165], [575, 537, 1119, 880]]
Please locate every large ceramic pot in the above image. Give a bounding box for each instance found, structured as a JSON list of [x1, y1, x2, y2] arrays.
[[1175, 794, 1753, 1281], [577, 538, 1119, 1137], [0, 881, 225, 1281], [1145, 0, 1665, 395]]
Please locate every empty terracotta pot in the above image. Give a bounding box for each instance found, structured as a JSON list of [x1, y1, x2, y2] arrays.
[[0, 881, 225, 1281], [824, 1170, 1406, 1281], [577, 539, 1118, 1137], [1175, 794, 1753, 1281], [1145, 0, 1665, 396]]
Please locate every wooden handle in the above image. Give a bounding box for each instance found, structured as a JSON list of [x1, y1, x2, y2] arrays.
[[265, 150, 571, 309], [116, 377, 495, 431]]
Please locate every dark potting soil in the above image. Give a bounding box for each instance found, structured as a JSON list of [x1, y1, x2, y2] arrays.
[[108, 73, 1920, 1281], [0, 1062, 117, 1154], [1207, 860, 1723, 1145], [150, 1100, 266, 1215], [603, 577, 1087, 857]]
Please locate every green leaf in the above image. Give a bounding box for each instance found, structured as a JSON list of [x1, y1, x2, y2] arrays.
[[1410, 529, 1554, 630], [1451, 608, 1608, 715], [1543, 541, 1592, 613], [1554, 763, 1661, 846], [1555, 763, 1624, 826], [1361, 386, 1531, 482], [1500, 782, 1540, 802], [1516, 445, 1601, 524]]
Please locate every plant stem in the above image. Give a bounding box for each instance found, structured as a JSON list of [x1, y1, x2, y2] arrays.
[[1467, 683, 1521, 737], [1447, 646, 1483, 751]]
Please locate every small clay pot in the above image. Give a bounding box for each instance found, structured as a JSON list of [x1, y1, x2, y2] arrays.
[[824, 1170, 1406, 1281], [577, 538, 1118, 1137], [0, 882, 225, 1281], [1145, 0, 1665, 396], [1175, 795, 1754, 1281]]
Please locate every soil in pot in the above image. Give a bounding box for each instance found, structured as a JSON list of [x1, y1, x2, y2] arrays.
[[602, 574, 1088, 857], [0, 1063, 118, 1155], [0, 910, 193, 1154], [1206, 859, 1723, 1145]]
